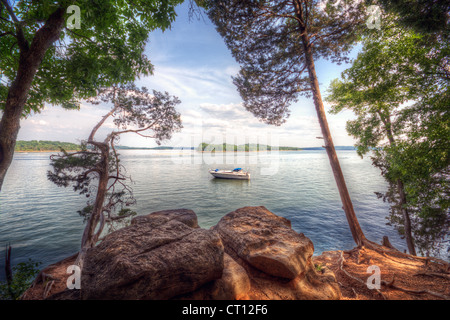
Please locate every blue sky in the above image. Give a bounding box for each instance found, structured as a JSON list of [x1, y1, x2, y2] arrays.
[[17, 2, 359, 148]]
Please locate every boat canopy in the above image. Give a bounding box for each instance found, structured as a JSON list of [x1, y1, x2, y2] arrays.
[[233, 168, 242, 171]]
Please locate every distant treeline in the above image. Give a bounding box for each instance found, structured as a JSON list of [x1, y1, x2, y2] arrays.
[[197, 143, 302, 152], [116, 146, 194, 150], [15, 140, 81, 151]]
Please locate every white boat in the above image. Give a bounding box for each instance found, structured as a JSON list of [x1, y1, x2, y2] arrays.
[[209, 168, 250, 180]]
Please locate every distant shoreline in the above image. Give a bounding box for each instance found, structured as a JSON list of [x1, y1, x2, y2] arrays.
[[196, 149, 303, 153], [16, 150, 80, 153]]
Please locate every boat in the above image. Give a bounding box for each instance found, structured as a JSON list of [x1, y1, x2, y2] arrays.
[[209, 168, 250, 180]]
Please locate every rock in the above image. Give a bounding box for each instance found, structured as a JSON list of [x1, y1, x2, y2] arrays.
[[174, 253, 251, 300], [131, 208, 198, 228], [213, 206, 313, 279], [47, 289, 81, 300], [78, 206, 340, 300], [81, 212, 223, 300], [215, 253, 251, 300], [213, 206, 341, 300]]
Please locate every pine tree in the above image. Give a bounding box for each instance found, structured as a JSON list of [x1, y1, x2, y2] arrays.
[[201, 0, 370, 246]]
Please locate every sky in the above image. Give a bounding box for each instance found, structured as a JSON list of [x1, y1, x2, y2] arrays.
[[17, 2, 360, 149]]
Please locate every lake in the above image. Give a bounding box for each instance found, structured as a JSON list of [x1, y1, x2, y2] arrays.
[[0, 149, 408, 280]]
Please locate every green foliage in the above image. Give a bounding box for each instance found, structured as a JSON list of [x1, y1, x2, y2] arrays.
[[117, 208, 137, 217], [0, 259, 41, 300], [374, 0, 450, 34], [15, 140, 81, 152], [0, 0, 183, 116], [314, 263, 324, 273], [326, 16, 450, 256]]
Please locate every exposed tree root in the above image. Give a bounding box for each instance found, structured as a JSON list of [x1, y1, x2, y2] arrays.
[[414, 272, 450, 281], [362, 238, 450, 269], [338, 251, 387, 300], [334, 245, 450, 300], [43, 280, 55, 299], [381, 276, 450, 300]]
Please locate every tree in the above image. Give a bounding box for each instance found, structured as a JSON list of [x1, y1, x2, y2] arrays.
[[201, 0, 372, 246], [375, 0, 450, 34], [1, 244, 41, 300], [326, 17, 449, 256], [0, 0, 183, 190], [47, 84, 182, 267]]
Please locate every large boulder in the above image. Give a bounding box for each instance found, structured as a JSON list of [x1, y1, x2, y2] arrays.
[[213, 206, 313, 279], [81, 210, 223, 300], [213, 206, 341, 300]]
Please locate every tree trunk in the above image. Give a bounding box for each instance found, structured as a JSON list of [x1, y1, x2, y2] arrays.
[[299, 30, 367, 246], [379, 112, 416, 255], [80, 144, 109, 250], [4, 244, 14, 297], [0, 7, 66, 191], [5, 244, 12, 285], [76, 143, 109, 269], [396, 179, 416, 255]]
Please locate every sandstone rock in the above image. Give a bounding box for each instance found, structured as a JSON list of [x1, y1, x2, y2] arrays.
[[215, 253, 251, 300], [81, 212, 223, 300], [213, 206, 341, 300], [213, 206, 314, 279], [174, 253, 251, 300], [131, 208, 198, 228]]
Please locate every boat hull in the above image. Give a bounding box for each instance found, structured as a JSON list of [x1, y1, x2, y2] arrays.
[[209, 171, 250, 180]]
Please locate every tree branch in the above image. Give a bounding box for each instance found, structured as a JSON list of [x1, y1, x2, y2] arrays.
[[65, 27, 97, 44], [0, 0, 29, 51], [90, 93, 119, 141], [0, 15, 15, 25], [0, 31, 13, 38], [0, 0, 19, 24]]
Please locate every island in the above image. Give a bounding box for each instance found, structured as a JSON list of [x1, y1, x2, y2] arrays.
[[197, 143, 303, 152], [15, 140, 81, 152]]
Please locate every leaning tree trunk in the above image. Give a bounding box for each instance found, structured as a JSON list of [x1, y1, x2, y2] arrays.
[[0, 7, 66, 191], [76, 100, 119, 268], [299, 30, 367, 247], [77, 142, 109, 268]]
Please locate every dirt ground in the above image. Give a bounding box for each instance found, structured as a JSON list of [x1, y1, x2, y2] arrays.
[[22, 247, 449, 300], [312, 247, 450, 300], [21, 253, 78, 300]]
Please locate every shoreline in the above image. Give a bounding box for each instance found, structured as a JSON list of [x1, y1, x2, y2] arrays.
[[196, 149, 303, 153], [15, 150, 81, 153]]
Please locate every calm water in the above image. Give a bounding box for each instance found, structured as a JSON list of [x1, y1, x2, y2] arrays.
[[0, 149, 407, 280]]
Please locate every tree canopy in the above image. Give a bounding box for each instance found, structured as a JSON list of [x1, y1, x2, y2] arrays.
[[326, 16, 449, 256], [200, 0, 366, 126], [0, 0, 183, 190], [375, 0, 450, 34], [0, 0, 182, 113]]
